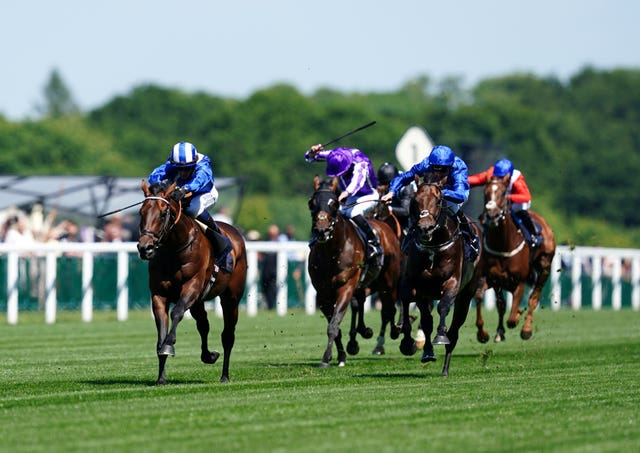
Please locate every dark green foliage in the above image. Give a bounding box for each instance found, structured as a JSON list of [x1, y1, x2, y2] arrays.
[[2, 67, 640, 244]]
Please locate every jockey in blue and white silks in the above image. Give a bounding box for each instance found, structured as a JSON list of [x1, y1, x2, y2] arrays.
[[147, 141, 232, 272], [305, 144, 382, 260]]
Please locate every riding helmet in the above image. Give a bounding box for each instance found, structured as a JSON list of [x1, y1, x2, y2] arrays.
[[169, 142, 198, 167], [493, 158, 514, 178], [326, 148, 354, 177], [428, 145, 455, 168], [377, 162, 399, 185]]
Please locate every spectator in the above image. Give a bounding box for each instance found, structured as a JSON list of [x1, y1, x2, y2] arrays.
[[260, 224, 279, 310]]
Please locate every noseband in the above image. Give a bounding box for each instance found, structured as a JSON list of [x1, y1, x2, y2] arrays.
[[482, 182, 508, 226], [412, 184, 456, 251]]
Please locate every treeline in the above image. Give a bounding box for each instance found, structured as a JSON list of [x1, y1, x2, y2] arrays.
[[1, 67, 639, 246]]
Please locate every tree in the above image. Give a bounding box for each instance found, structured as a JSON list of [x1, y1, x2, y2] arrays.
[[38, 69, 80, 118]]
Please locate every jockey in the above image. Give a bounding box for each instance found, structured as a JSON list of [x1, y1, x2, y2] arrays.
[[305, 144, 382, 261], [381, 145, 479, 260], [147, 141, 232, 272], [469, 158, 540, 248], [377, 162, 414, 236]]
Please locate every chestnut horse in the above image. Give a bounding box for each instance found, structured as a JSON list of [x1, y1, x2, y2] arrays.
[[308, 176, 402, 367], [398, 174, 483, 376], [473, 175, 555, 342], [137, 180, 247, 384]]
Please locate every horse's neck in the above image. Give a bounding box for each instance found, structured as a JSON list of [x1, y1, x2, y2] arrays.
[[487, 214, 521, 246]]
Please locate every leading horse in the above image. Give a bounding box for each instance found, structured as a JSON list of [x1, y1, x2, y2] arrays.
[[308, 176, 402, 367], [398, 174, 483, 376], [137, 180, 247, 384], [473, 175, 556, 342]]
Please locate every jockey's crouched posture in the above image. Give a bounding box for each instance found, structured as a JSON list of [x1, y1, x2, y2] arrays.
[[305, 144, 383, 262], [381, 145, 479, 261], [148, 141, 233, 273]]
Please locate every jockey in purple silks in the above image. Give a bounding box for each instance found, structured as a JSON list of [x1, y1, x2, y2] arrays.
[[148, 141, 232, 273], [305, 144, 382, 260], [381, 145, 479, 260]]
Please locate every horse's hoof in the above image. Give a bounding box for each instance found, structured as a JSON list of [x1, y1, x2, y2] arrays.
[[507, 320, 518, 329], [432, 334, 450, 345], [400, 338, 418, 356], [389, 328, 400, 340], [359, 327, 374, 339], [338, 361, 346, 367], [477, 331, 490, 344], [520, 330, 533, 340], [319, 362, 330, 368], [155, 378, 167, 386], [421, 350, 437, 363], [494, 333, 505, 343], [202, 350, 220, 364], [372, 345, 385, 355], [219, 375, 230, 383], [158, 344, 175, 356], [347, 341, 359, 355], [415, 329, 426, 349]]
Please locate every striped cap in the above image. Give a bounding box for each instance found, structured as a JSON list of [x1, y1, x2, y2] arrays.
[[169, 142, 198, 166]]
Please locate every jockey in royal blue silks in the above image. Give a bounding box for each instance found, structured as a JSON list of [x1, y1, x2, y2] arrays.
[[305, 144, 382, 260], [381, 145, 479, 260], [148, 141, 232, 273]]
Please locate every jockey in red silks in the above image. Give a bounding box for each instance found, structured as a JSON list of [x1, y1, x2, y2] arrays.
[[468, 158, 540, 247], [305, 144, 382, 260]]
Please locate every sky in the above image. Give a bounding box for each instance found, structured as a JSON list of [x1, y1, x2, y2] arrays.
[[2, 0, 639, 120]]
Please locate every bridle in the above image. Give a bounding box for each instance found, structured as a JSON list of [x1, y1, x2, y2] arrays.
[[139, 195, 186, 251], [481, 179, 526, 257], [309, 188, 339, 243], [411, 183, 458, 252]]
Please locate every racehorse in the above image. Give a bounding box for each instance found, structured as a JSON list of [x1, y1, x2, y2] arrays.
[[398, 174, 483, 376], [137, 180, 247, 384], [308, 176, 402, 367], [369, 188, 409, 355], [473, 175, 556, 342]]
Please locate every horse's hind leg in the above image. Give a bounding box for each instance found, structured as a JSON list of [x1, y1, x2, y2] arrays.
[[475, 282, 490, 343], [418, 301, 436, 363], [495, 289, 507, 342], [189, 300, 220, 365], [506, 283, 526, 330], [521, 266, 551, 340], [219, 298, 239, 382], [347, 298, 361, 356]]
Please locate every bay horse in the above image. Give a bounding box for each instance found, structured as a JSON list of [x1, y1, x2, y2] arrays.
[[308, 176, 402, 367], [473, 175, 556, 342], [137, 180, 247, 384], [398, 174, 483, 376]]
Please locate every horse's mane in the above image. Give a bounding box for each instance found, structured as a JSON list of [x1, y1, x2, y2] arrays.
[[149, 180, 173, 195]]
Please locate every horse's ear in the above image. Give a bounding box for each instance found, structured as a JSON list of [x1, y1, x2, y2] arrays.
[[141, 179, 151, 196], [313, 175, 320, 191], [165, 182, 177, 197], [330, 177, 339, 193], [414, 174, 421, 185]]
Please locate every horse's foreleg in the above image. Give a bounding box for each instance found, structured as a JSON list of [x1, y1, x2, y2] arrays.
[[159, 299, 190, 357], [521, 266, 551, 340], [152, 298, 170, 385], [507, 283, 526, 330], [189, 300, 220, 365], [474, 282, 489, 343], [322, 299, 349, 367], [495, 289, 507, 342], [442, 284, 474, 377], [433, 293, 455, 345], [418, 300, 436, 362], [398, 283, 417, 356]]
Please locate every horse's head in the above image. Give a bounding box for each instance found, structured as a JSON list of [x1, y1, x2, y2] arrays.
[[137, 180, 180, 260], [482, 176, 509, 228], [411, 175, 446, 244], [308, 176, 339, 244]]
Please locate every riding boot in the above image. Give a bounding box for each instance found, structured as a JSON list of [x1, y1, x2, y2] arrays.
[[514, 210, 540, 248], [456, 210, 479, 261], [352, 214, 383, 261], [196, 212, 233, 273]]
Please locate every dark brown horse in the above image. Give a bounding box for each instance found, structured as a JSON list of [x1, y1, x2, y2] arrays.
[[369, 186, 408, 355], [137, 180, 247, 384], [308, 176, 402, 367], [398, 174, 483, 376], [473, 175, 556, 342]]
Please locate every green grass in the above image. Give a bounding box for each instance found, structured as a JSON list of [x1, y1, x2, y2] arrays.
[[0, 308, 638, 453]]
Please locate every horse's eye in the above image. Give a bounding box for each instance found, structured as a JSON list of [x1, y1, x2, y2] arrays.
[[328, 199, 335, 208]]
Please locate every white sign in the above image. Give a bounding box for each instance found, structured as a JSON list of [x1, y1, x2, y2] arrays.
[[395, 126, 435, 171]]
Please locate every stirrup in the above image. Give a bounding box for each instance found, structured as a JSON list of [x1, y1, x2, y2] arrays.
[[216, 247, 233, 273]]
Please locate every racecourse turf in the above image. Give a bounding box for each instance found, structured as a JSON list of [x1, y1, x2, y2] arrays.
[[0, 307, 638, 453]]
